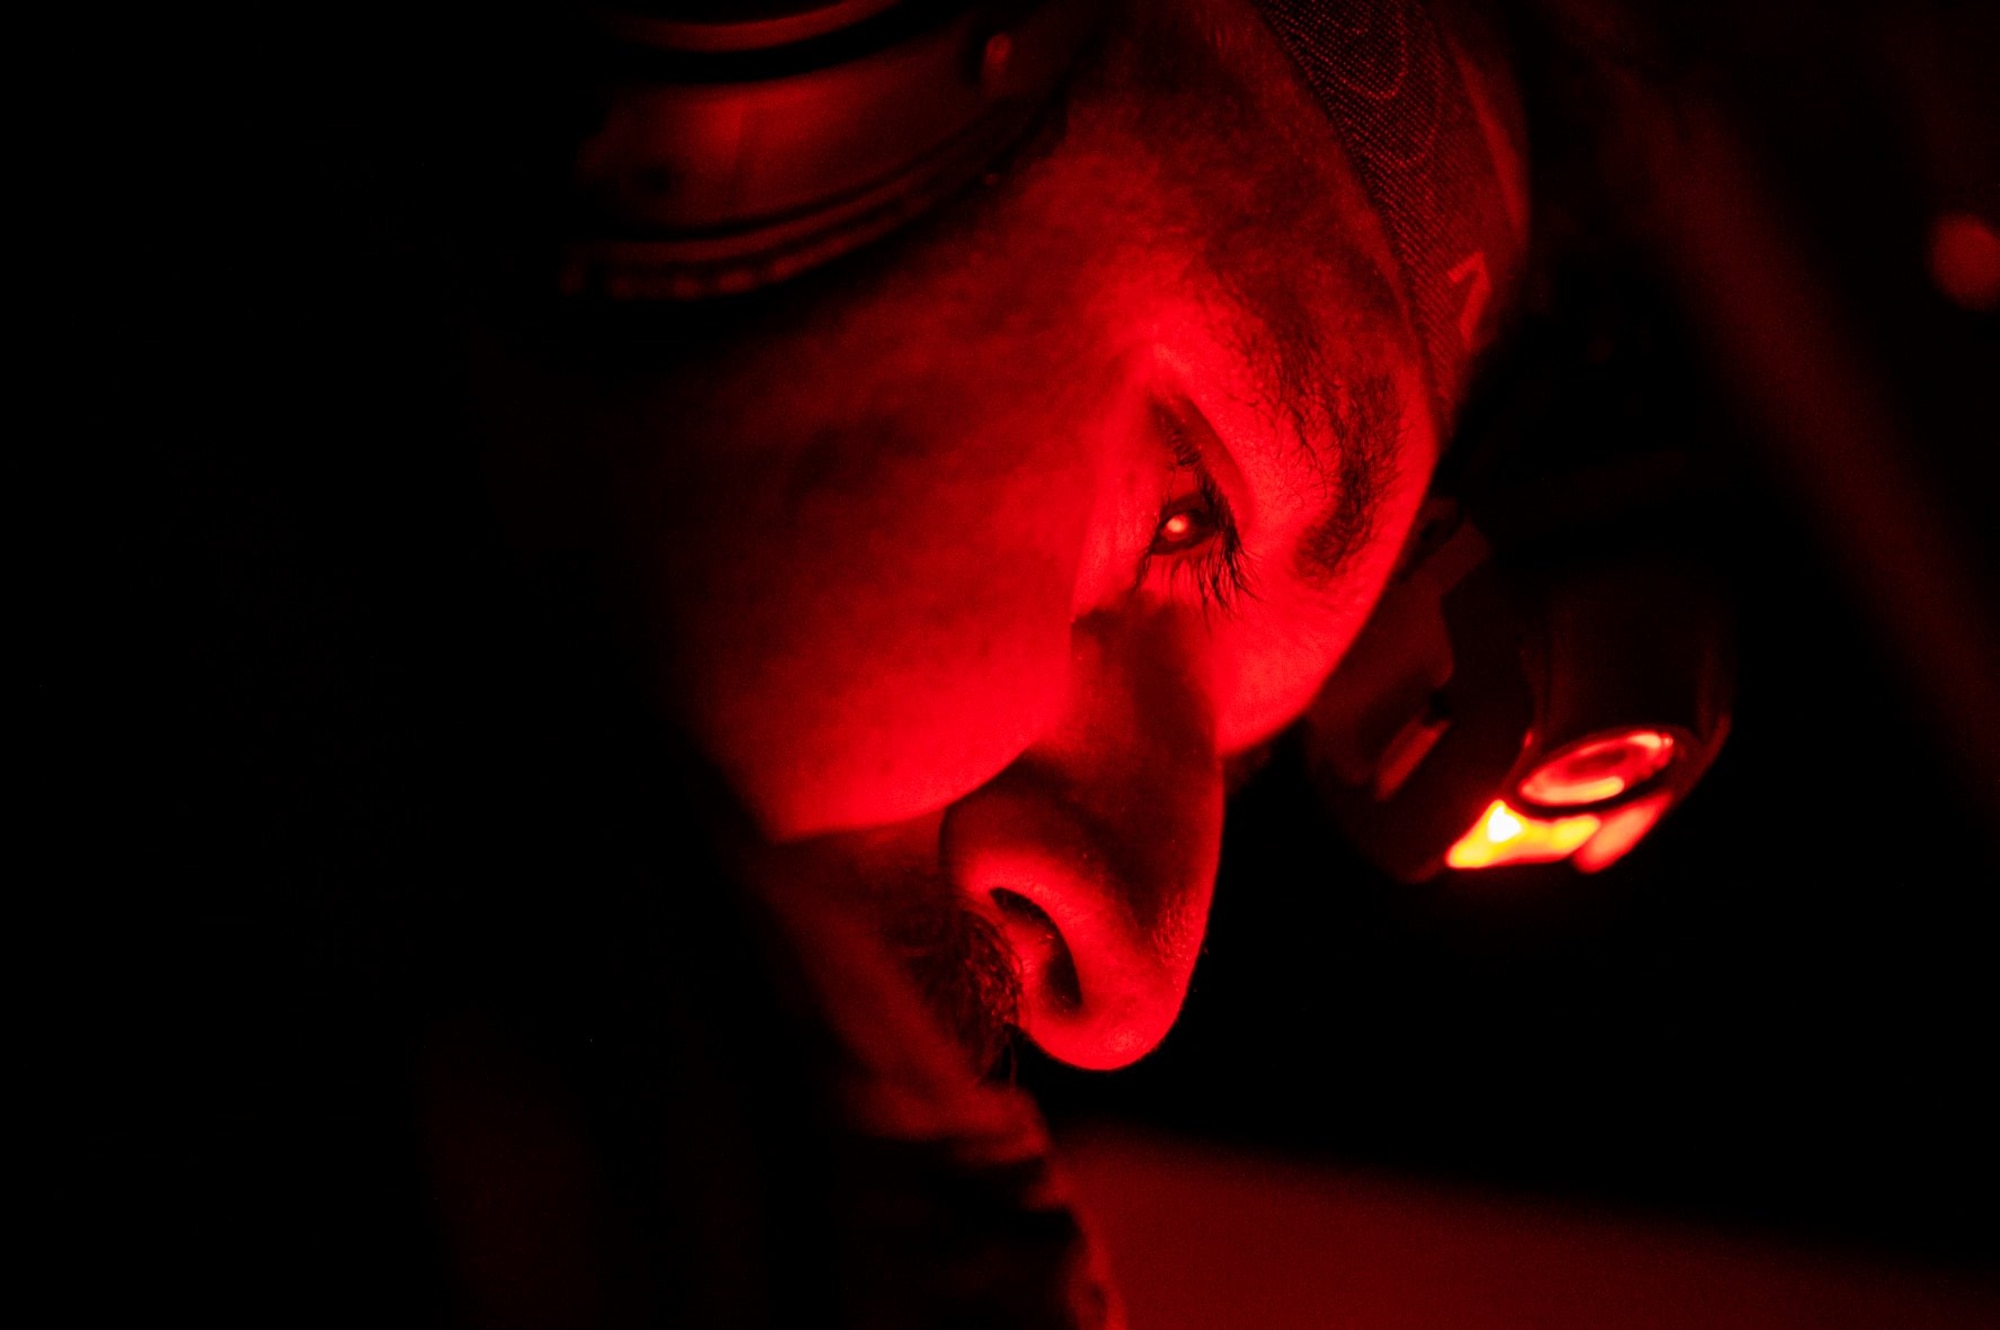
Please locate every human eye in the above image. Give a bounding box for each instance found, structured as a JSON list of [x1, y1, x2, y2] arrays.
[[1138, 418, 1253, 617]]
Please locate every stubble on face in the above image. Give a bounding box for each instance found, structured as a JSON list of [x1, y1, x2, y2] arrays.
[[730, 814, 1031, 1082], [878, 882, 1025, 1081]]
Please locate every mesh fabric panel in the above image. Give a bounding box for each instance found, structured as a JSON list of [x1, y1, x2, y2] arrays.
[[1251, 0, 1526, 431]]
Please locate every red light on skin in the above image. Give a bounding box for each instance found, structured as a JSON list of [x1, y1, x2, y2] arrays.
[[1445, 799, 1601, 870], [1517, 730, 1675, 808], [1572, 792, 1673, 874]]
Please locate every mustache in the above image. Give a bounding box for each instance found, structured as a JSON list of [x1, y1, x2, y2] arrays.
[[881, 893, 1024, 1081]]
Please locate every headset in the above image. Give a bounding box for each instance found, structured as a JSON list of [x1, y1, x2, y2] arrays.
[[558, 0, 1106, 298], [553, 0, 1735, 882]]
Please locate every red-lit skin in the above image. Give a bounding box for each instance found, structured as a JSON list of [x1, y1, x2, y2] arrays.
[[493, 0, 1500, 1071]]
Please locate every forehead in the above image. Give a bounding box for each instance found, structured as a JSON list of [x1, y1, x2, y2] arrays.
[[618, 0, 1434, 582]]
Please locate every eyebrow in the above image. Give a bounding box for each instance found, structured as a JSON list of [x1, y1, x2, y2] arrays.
[[1292, 370, 1401, 590], [1217, 262, 1404, 593]]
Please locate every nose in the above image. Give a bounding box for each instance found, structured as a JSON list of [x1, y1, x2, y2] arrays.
[[941, 610, 1224, 1070]]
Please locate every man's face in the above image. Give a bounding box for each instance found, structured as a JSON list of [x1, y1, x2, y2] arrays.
[[504, 0, 1451, 1072]]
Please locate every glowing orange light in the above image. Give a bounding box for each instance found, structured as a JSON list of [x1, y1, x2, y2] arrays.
[[1445, 799, 1601, 870], [1160, 512, 1194, 541], [1517, 730, 1675, 808], [1572, 793, 1673, 874]]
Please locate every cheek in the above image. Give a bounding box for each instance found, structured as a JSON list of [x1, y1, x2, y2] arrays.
[[1214, 590, 1377, 753], [661, 417, 1100, 841], [1214, 464, 1435, 752]]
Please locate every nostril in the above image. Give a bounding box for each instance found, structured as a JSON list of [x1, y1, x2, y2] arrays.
[[990, 888, 1083, 1013]]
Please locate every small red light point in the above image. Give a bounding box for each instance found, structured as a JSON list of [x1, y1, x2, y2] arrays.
[[1929, 212, 2000, 314]]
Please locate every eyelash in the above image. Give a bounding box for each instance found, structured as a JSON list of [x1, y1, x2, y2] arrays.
[[1138, 426, 1253, 617]]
